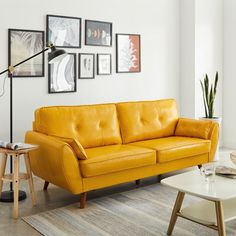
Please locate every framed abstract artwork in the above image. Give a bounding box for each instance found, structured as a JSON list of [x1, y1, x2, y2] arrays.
[[85, 20, 112, 46], [78, 53, 95, 79], [116, 34, 141, 73], [97, 54, 112, 75], [8, 29, 44, 77], [47, 15, 81, 48], [48, 53, 76, 93]]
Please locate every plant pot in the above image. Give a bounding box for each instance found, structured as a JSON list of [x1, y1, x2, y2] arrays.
[[199, 117, 221, 162]]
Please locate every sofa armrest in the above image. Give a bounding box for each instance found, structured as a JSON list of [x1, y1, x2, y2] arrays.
[[25, 131, 83, 194], [208, 122, 219, 161], [175, 118, 219, 161]]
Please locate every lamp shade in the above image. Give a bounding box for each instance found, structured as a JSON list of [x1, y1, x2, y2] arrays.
[[48, 46, 67, 64]]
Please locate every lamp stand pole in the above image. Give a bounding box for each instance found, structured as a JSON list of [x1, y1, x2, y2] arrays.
[[0, 44, 66, 202], [0, 72, 26, 202]]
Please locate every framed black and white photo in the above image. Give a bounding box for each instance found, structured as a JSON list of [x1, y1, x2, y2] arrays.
[[47, 15, 81, 48], [48, 53, 76, 93], [79, 53, 95, 79], [97, 54, 112, 75], [85, 20, 112, 46], [116, 34, 141, 73], [8, 29, 44, 77]]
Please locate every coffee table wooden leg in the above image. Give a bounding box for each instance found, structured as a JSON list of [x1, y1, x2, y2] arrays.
[[167, 191, 185, 235], [215, 201, 226, 236], [0, 154, 7, 198], [13, 154, 19, 219], [24, 153, 36, 206]]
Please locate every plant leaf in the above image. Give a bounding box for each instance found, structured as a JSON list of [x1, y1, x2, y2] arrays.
[[200, 80, 208, 117], [204, 74, 209, 108], [209, 85, 214, 118], [214, 71, 218, 95]]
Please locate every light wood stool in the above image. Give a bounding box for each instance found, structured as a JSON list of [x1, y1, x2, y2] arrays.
[[0, 146, 37, 219]]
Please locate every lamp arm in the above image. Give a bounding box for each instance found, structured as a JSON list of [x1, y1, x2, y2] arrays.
[[0, 47, 50, 76]]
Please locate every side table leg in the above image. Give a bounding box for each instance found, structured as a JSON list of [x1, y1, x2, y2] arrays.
[[0, 154, 7, 198], [13, 154, 19, 219], [215, 201, 226, 236], [24, 153, 36, 206], [167, 191, 185, 235]]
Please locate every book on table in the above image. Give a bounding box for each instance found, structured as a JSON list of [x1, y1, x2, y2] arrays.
[[0, 141, 35, 150], [215, 166, 236, 179]]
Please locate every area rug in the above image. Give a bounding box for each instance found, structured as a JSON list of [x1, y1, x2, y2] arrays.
[[23, 183, 236, 236]]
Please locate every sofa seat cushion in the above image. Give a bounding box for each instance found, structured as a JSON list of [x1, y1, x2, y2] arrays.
[[131, 136, 211, 163], [80, 145, 156, 177]]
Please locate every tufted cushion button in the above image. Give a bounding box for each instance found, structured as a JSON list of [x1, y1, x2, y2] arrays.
[[97, 121, 101, 129], [100, 121, 104, 128]]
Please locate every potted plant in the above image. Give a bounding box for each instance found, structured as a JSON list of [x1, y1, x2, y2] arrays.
[[200, 71, 219, 119], [200, 71, 221, 161]]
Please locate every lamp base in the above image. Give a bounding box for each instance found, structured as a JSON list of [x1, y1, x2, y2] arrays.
[[0, 190, 27, 202]]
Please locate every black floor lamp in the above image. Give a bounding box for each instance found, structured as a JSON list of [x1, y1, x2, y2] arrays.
[[0, 44, 67, 202]]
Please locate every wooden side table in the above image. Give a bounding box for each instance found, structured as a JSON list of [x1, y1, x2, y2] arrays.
[[0, 146, 37, 219]]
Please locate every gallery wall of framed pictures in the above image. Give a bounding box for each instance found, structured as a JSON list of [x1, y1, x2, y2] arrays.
[[7, 13, 141, 94]]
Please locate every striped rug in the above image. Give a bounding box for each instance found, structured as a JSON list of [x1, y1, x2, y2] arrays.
[[23, 183, 236, 236]]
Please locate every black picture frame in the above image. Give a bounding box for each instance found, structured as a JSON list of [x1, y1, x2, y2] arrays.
[[8, 29, 45, 77], [48, 53, 77, 93], [85, 20, 112, 47], [47, 14, 81, 48], [116, 34, 141, 73], [78, 53, 95, 79], [97, 53, 112, 75]]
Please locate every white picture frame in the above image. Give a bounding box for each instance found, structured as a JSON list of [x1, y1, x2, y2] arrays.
[[97, 54, 112, 75]]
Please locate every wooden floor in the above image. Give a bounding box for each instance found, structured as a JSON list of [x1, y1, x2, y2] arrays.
[[0, 148, 233, 236]]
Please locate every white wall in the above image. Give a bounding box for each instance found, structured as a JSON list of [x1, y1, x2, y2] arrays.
[[223, 0, 236, 147], [180, 0, 223, 125], [180, 0, 195, 118], [0, 0, 180, 142], [195, 0, 223, 120]]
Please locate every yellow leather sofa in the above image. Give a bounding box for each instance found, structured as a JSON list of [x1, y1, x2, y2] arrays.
[[25, 99, 219, 208]]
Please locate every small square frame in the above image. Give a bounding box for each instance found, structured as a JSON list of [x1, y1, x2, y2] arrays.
[[78, 53, 95, 79], [97, 54, 112, 75]]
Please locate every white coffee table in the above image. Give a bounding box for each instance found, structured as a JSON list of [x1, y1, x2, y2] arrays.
[[161, 170, 236, 236]]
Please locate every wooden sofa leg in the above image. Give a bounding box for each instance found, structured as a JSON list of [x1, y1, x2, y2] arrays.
[[43, 181, 49, 190], [80, 192, 87, 209], [135, 179, 141, 186]]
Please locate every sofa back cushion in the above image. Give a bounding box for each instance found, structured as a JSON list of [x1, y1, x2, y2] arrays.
[[34, 104, 122, 148], [116, 99, 179, 143]]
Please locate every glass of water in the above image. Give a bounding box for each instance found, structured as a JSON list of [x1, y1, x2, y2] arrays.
[[200, 162, 216, 182]]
